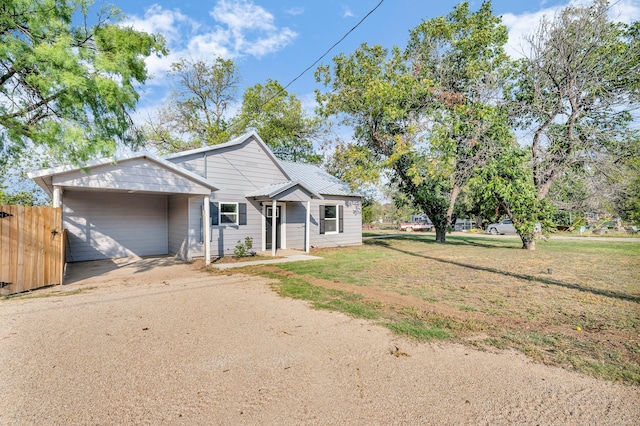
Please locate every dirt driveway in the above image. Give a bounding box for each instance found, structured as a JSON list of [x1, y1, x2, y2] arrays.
[[1, 257, 638, 425]]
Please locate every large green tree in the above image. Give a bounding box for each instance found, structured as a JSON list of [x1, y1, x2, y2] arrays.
[[0, 0, 166, 166], [143, 57, 240, 153], [316, 1, 510, 242], [232, 79, 322, 163]]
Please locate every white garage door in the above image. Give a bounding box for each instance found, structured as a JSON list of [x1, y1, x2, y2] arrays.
[[63, 192, 168, 262]]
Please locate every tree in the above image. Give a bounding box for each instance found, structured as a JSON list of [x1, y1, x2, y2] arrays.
[[323, 142, 380, 190], [0, 0, 166, 166], [316, 1, 510, 242], [232, 79, 322, 163], [143, 57, 240, 153], [615, 172, 640, 224], [469, 143, 554, 249], [505, 0, 640, 244]]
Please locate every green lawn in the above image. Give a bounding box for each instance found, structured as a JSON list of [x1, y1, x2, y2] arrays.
[[228, 234, 640, 383]]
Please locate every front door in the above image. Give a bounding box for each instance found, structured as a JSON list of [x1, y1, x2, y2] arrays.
[[265, 206, 281, 250]]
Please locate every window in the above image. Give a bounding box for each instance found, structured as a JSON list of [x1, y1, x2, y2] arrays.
[[220, 203, 238, 224], [266, 206, 280, 218], [210, 202, 247, 226], [319, 205, 344, 234], [324, 206, 338, 233]]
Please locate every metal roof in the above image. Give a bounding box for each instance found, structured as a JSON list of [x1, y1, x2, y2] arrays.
[[278, 161, 360, 197], [245, 180, 323, 200]]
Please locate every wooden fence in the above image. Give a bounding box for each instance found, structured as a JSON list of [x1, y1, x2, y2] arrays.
[[0, 205, 66, 296]]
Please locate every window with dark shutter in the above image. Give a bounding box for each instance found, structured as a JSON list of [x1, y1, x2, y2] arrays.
[[339, 205, 344, 233], [319, 205, 325, 234], [239, 203, 247, 225], [210, 202, 219, 226], [320, 205, 340, 234]]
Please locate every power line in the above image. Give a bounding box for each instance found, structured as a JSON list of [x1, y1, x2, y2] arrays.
[[281, 0, 385, 93], [231, 0, 385, 136]]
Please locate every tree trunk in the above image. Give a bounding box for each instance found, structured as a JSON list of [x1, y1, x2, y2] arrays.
[[446, 185, 461, 226], [435, 225, 447, 243], [520, 235, 536, 250]]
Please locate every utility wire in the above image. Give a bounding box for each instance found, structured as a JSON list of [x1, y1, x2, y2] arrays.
[[229, 0, 385, 135], [281, 0, 385, 93]]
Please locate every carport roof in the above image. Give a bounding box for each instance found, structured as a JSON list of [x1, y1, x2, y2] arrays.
[[28, 153, 219, 197]]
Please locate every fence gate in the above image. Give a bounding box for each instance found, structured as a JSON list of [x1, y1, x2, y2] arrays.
[[0, 205, 65, 296]]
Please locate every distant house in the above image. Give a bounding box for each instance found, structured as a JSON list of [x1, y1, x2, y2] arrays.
[[29, 131, 362, 263]]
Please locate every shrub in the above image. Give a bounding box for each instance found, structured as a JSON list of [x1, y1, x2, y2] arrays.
[[234, 236, 254, 257]]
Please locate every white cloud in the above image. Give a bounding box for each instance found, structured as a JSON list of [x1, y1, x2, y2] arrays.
[[342, 6, 355, 18], [607, 0, 640, 24], [123, 4, 198, 45], [124, 0, 299, 124], [502, 0, 640, 59], [285, 7, 304, 16], [502, 6, 563, 58], [124, 0, 298, 77]]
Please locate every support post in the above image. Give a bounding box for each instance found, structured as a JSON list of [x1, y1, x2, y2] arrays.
[[204, 196, 211, 265], [305, 200, 311, 253], [52, 186, 62, 208], [271, 200, 277, 257]]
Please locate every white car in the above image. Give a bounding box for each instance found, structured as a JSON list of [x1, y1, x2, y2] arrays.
[[486, 219, 516, 235]]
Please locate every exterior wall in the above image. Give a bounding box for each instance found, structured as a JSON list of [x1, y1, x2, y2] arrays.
[[275, 187, 312, 202], [169, 139, 286, 187], [284, 202, 307, 250], [53, 158, 209, 194], [310, 196, 362, 248], [167, 136, 362, 257], [188, 196, 205, 258], [170, 138, 290, 258], [63, 192, 168, 262], [168, 195, 189, 260]]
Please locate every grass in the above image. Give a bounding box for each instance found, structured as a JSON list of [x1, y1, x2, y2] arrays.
[[232, 233, 640, 384], [2, 287, 96, 301]]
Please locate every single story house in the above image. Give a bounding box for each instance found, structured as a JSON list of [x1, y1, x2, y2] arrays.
[[29, 131, 362, 264]]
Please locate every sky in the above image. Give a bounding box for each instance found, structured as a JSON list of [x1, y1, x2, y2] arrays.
[[116, 0, 640, 124]]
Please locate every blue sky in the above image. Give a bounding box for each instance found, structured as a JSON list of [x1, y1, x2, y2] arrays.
[[119, 0, 640, 123]]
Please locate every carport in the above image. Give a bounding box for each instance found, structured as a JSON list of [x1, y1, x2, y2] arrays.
[[29, 154, 218, 263]]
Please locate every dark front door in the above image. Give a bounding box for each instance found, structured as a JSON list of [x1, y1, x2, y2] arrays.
[[265, 206, 281, 250]]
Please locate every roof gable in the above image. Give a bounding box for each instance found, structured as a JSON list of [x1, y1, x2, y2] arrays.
[[164, 130, 290, 179], [28, 153, 219, 196], [246, 181, 323, 201]]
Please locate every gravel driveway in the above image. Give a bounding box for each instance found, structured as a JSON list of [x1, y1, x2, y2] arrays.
[[1, 257, 638, 425]]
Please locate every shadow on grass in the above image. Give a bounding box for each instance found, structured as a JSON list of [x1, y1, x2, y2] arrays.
[[367, 239, 640, 303], [365, 233, 513, 250]]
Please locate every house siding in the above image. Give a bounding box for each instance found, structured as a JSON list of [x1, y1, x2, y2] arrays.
[[310, 196, 362, 248], [168, 195, 189, 260], [52, 158, 210, 194], [170, 138, 290, 258], [274, 187, 312, 202], [188, 196, 205, 258], [284, 202, 307, 250], [63, 192, 168, 262]]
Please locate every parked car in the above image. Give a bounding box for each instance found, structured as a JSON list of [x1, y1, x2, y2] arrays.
[[399, 221, 433, 231], [486, 219, 516, 235]]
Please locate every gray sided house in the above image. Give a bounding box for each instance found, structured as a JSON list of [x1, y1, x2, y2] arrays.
[[29, 131, 362, 264]]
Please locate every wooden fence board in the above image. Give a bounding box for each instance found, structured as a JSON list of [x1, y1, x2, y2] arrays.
[[0, 205, 64, 296]]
